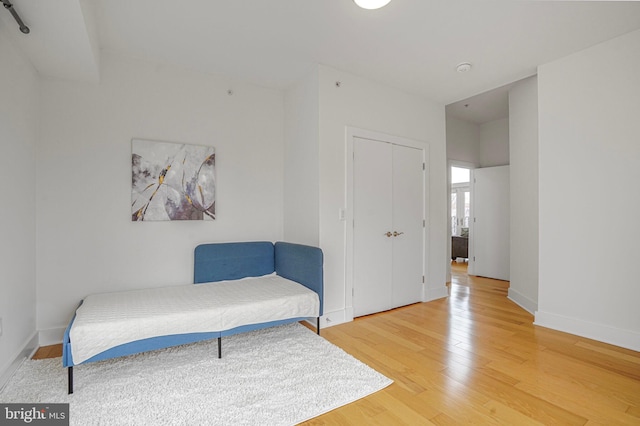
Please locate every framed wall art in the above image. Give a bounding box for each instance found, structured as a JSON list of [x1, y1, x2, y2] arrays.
[[131, 139, 216, 221]]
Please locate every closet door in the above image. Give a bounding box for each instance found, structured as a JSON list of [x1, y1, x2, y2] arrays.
[[353, 137, 393, 316], [391, 144, 424, 308], [352, 137, 424, 317]]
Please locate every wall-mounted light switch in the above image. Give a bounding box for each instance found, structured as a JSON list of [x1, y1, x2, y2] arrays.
[[338, 208, 346, 221], [0, 317, 3, 337]]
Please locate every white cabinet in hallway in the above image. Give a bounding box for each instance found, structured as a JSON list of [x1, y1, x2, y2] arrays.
[[470, 165, 510, 281]]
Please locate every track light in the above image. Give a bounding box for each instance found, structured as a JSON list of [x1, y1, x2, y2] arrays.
[[1, 0, 30, 34]]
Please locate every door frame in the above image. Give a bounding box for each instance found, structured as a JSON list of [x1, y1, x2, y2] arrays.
[[345, 127, 429, 322]]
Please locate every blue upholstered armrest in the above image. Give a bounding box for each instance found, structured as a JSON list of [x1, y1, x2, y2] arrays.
[[275, 242, 324, 316]]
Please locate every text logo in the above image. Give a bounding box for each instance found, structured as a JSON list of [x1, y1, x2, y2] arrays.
[[1, 404, 68, 425]]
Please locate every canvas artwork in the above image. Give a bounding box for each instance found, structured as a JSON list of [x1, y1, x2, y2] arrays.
[[132, 139, 216, 221]]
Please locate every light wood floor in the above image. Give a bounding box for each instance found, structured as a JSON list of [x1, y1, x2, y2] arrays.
[[35, 263, 640, 424]]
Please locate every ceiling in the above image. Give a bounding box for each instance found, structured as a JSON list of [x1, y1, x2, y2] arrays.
[[2, 0, 640, 123]]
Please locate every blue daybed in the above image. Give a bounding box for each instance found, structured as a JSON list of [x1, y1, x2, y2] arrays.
[[62, 241, 323, 394]]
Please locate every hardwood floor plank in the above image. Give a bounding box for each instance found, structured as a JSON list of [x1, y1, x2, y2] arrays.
[[415, 386, 503, 425], [482, 400, 545, 426], [384, 384, 442, 419], [518, 350, 640, 408], [367, 391, 437, 425], [32, 344, 62, 360], [626, 404, 640, 419], [515, 381, 639, 426], [487, 355, 636, 418], [443, 366, 588, 425], [474, 364, 522, 387]]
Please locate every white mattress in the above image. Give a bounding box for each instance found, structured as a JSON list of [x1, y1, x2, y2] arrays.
[[69, 274, 320, 364]]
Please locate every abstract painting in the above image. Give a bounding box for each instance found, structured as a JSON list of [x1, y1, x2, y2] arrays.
[[132, 139, 216, 221]]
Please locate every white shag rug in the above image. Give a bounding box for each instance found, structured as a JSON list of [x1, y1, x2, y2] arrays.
[[0, 323, 392, 425]]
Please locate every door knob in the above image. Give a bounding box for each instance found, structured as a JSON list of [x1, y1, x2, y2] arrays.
[[384, 231, 393, 237], [393, 231, 404, 237]]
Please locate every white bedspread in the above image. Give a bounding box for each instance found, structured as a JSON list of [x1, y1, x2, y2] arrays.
[[69, 275, 320, 364]]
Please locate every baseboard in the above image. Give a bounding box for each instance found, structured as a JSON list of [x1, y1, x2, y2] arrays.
[[38, 327, 66, 347], [507, 289, 537, 315], [424, 285, 449, 302], [534, 310, 640, 352], [0, 332, 38, 392], [320, 309, 351, 328]]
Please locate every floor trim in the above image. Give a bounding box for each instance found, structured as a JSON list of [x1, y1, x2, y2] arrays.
[[534, 310, 640, 352], [0, 332, 38, 392]]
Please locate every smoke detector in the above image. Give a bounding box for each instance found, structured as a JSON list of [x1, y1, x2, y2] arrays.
[[456, 62, 472, 73]]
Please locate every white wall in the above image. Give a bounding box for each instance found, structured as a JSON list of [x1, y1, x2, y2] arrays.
[[446, 116, 480, 166], [317, 65, 448, 325], [283, 69, 320, 246], [0, 29, 39, 380], [508, 76, 539, 314], [479, 117, 509, 167], [536, 29, 640, 351], [445, 113, 509, 169], [36, 53, 285, 341]]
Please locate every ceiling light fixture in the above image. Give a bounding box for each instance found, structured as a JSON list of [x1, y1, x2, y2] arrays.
[[354, 0, 391, 10]]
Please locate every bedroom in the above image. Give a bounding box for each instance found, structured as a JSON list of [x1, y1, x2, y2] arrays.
[[1, 0, 639, 422]]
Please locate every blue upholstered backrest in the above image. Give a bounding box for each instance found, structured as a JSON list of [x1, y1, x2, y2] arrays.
[[194, 241, 275, 283]]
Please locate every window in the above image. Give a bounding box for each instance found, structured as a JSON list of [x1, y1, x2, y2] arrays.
[[451, 166, 470, 185]]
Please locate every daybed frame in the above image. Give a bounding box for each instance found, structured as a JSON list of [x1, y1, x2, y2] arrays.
[[62, 241, 323, 394]]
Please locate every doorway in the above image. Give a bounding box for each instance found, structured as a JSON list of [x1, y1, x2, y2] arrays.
[[451, 165, 471, 238], [450, 164, 472, 266]]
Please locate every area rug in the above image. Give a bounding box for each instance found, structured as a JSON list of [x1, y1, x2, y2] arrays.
[[0, 323, 392, 425]]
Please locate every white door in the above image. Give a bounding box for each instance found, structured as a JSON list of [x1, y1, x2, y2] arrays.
[[353, 138, 393, 315], [472, 165, 510, 280], [391, 144, 424, 308], [353, 137, 424, 317]]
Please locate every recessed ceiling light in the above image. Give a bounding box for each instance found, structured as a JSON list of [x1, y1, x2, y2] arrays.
[[456, 62, 472, 73], [354, 0, 391, 10]]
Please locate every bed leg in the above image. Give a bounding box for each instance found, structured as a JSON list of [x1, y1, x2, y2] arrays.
[[217, 337, 222, 359], [68, 366, 74, 395], [317, 317, 321, 335]]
